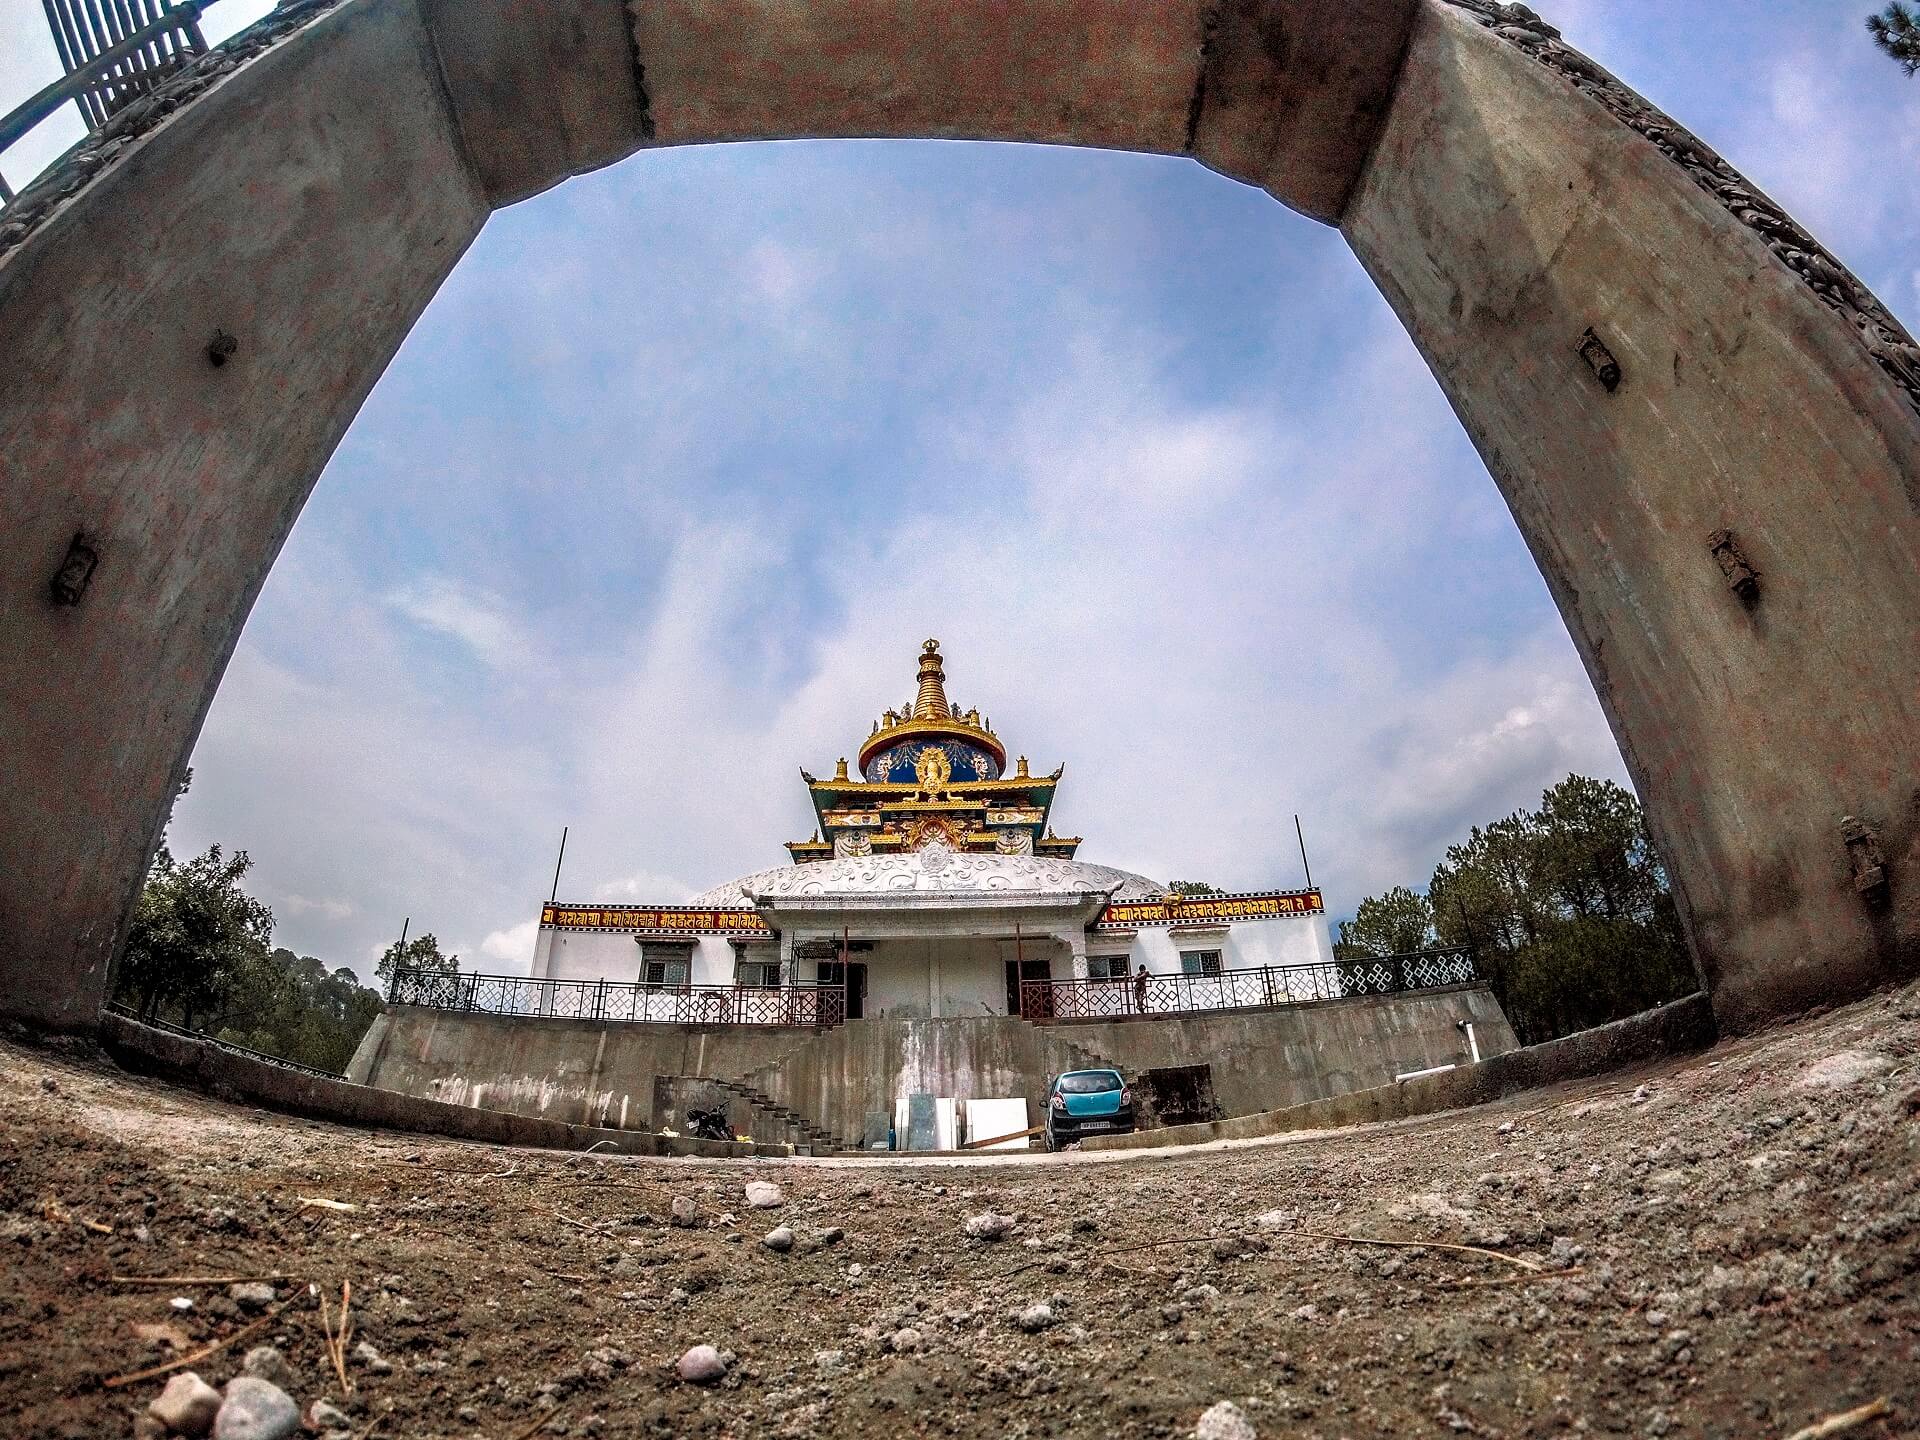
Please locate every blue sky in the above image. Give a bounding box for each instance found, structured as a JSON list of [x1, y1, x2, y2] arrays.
[[5, 1, 1917, 979]]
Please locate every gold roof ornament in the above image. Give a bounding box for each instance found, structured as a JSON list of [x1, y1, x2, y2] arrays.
[[913, 638, 952, 720]]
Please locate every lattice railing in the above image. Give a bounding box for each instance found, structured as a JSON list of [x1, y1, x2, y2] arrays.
[[1019, 947, 1479, 1023], [388, 968, 847, 1028]]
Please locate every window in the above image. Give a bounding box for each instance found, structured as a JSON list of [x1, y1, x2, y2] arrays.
[[1179, 950, 1224, 977], [1087, 955, 1130, 981], [736, 959, 782, 988], [639, 941, 692, 988], [1056, 1070, 1123, 1094]]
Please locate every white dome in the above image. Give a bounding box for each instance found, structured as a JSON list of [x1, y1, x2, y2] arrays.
[[689, 845, 1167, 907]]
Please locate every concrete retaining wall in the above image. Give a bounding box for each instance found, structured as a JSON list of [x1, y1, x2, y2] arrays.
[[100, 1012, 760, 1157], [1080, 992, 1718, 1151], [350, 983, 1518, 1144]]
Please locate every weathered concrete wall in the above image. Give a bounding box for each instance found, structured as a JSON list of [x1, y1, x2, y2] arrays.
[[1082, 991, 1718, 1151], [103, 1011, 761, 1157], [351, 984, 1513, 1144], [2, 0, 1913, 1039], [1343, 4, 1920, 1030], [0, 0, 488, 1029], [345, 1007, 818, 1129]]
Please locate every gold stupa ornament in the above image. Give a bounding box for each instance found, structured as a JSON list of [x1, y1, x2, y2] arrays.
[[785, 639, 1081, 864]]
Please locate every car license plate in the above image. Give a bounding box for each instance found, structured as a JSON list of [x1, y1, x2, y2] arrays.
[[1080, 1120, 1113, 1130]]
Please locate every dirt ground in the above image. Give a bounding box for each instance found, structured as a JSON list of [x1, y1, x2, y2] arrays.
[[2, 980, 1918, 1440]]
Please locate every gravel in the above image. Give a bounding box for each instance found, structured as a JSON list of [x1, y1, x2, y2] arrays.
[[8, 974, 1920, 1439]]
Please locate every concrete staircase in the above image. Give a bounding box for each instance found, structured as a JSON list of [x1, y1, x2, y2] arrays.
[[709, 1075, 852, 1153]]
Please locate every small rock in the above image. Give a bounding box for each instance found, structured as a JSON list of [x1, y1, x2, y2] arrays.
[[744, 1180, 785, 1210], [1288, 1304, 1319, 1322], [148, 1372, 221, 1436], [813, 1226, 846, 1247], [169, 1296, 195, 1313], [307, 1400, 350, 1430], [213, 1377, 299, 1440], [814, 1349, 847, 1373], [676, 1344, 728, 1384], [1796, 1050, 1894, 1090], [39, 1075, 58, 1093], [240, 1345, 294, 1391], [228, 1282, 276, 1312], [762, 1225, 795, 1253], [1496, 1120, 1514, 1134], [888, 1326, 923, 1352], [1016, 1302, 1056, 1333], [352, 1340, 393, 1375], [670, 1196, 699, 1228], [1631, 1085, 1652, 1104], [1195, 1399, 1257, 1440], [965, 1212, 1017, 1241]]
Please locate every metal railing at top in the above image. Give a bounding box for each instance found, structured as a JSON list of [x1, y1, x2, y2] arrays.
[[388, 967, 849, 1029], [1, 0, 228, 204], [1018, 947, 1481, 1023], [105, 1002, 348, 1080]]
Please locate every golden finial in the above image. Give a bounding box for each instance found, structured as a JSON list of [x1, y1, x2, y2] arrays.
[[912, 638, 952, 720], [1016, 755, 1029, 778], [834, 757, 849, 781]]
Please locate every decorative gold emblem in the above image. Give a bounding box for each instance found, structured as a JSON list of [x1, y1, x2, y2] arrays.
[[914, 745, 952, 794]]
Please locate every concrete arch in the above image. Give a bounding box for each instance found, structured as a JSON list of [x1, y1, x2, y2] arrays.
[[1, 0, 1915, 1035]]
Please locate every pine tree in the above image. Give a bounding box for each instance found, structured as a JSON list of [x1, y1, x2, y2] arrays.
[[1869, 3, 1920, 76]]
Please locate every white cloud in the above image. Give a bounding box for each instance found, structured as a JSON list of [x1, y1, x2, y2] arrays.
[[480, 919, 540, 965], [280, 894, 355, 921], [386, 576, 535, 671]]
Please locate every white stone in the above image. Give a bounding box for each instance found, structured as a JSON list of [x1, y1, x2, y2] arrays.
[[1016, 1302, 1056, 1333], [1194, 1399, 1257, 1440], [888, 1327, 923, 1352], [676, 1344, 728, 1383], [965, 1212, 1017, 1241], [763, 1225, 796, 1252], [213, 1377, 299, 1440], [744, 1181, 784, 1210], [352, 1339, 393, 1375], [1796, 1050, 1894, 1090], [148, 1372, 221, 1436], [670, 1196, 699, 1227], [228, 1281, 276, 1311]]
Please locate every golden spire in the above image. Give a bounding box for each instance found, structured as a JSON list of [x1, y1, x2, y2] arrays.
[[912, 638, 952, 720]]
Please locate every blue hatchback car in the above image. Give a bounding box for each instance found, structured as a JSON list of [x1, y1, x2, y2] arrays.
[[1044, 1068, 1136, 1150]]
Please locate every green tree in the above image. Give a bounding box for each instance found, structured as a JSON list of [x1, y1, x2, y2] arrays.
[[1334, 886, 1436, 959], [208, 947, 385, 1073], [376, 931, 458, 985], [1869, 3, 1920, 74], [1428, 776, 1695, 1044], [1167, 880, 1223, 897], [115, 845, 274, 1028]]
